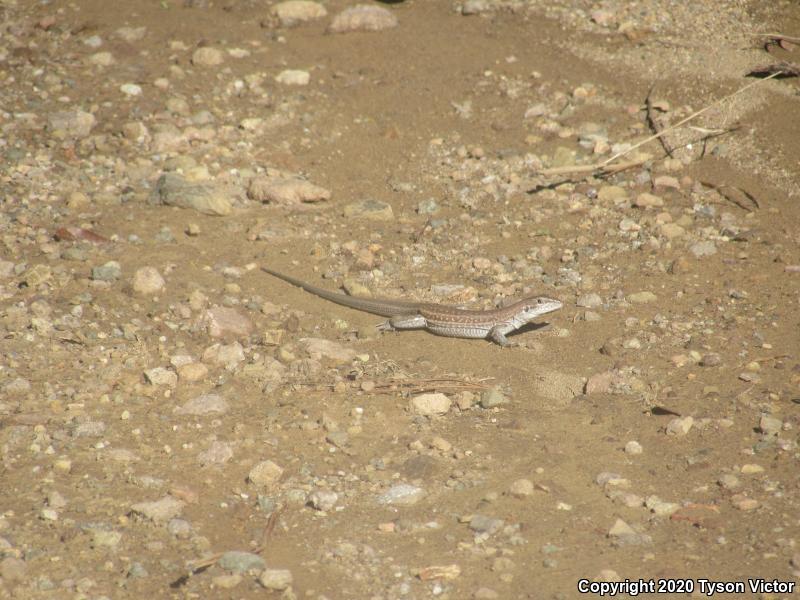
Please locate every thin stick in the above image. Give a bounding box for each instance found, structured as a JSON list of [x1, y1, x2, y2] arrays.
[[645, 84, 674, 158], [537, 71, 780, 179], [750, 32, 800, 43], [599, 71, 780, 167]]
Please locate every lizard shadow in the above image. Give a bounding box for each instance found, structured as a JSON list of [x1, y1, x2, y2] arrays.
[[508, 321, 552, 338]]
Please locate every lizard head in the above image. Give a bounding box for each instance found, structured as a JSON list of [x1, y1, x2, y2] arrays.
[[517, 297, 563, 320]]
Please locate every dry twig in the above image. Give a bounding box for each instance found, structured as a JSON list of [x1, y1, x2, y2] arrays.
[[536, 71, 781, 179], [645, 85, 674, 158], [700, 180, 760, 211]]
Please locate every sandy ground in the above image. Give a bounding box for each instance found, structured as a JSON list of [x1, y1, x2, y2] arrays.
[[1, 0, 799, 598]]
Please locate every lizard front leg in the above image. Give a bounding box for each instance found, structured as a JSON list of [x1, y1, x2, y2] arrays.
[[376, 314, 428, 331], [487, 325, 511, 347]]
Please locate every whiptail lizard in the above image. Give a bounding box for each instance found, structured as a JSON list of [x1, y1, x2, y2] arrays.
[[262, 266, 562, 347]]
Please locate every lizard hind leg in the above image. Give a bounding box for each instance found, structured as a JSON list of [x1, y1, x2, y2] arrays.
[[376, 314, 428, 332]]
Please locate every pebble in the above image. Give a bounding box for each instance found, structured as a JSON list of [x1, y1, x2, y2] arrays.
[[299, 338, 357, 363], [666, 416, 694, 436], [508, 479, 535, 498], [143, 367, 177, 387], [218, 551, 266, 573], [119, 83, 142, 96], [309, 490, 338, 511], [628, 291, 657, 304], [91, 261, 122, 281], [659, 223, 685, 239], [328, 5, 398, 33], [248, 460, 284, 488], [343, 199, 395, 220], [576, 293, 603, 308], [259, 568, 293, 590], [150, 173, 233, 216], [377, 484, 426, 506], [271, 1, 327, 26], [633, 193, 664, 208], [132, 267, 166, 295], [624, 441, 643, 455], [690, 241, 717, 257], [410, 393, 452, 416], [203, 307, 254, 338], [248, 176, 330, 203], [469, 515, 504, 535], [759, 415, 782, 436], [174, 393, 229, 416], [479, 387, 508, 408], [130, 496, 185, 523], [192, 47, 224, 66], [275, 69, 310, 86], [48, 110, 96, 138]]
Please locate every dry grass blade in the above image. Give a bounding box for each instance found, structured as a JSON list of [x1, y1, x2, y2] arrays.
[[747, 62, 800, 77], [372, 376, 494, 395], [537, 71, 781, 179]]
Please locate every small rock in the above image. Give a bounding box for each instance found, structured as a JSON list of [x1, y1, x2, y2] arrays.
[[167, 519, 192, 539], [585, 371, 613, 395], [308, 490, 338, 511], [633, 193, 663, 208], [248, 461, 284, 488], [597, 185, 628, 203], [480, 387, 508, 408], [576, 293, 602, 308], [299, 338, 357, 364], [718, 474, 740, 490], [700, 353, 722, 367], [759, 415, 782, 436], [659, 223, 685, 239], [411, 393, 452, 416], [259, 568, 293, 591], [628, 291, 657, 304], [343, 199, 394, 221], [132, 267, 166, 294], [48, 110, 96, 138], [624, 441, 642, 455], [469, 514, 504, 535], [150, 173, 232, 216], [271, 1, 327, 26], [328, 4, 398, 33], [731, 495, 759, 511], [666, 416, 694, 436], [175, 393, 229, 416], [198, 441, 234, 465], [509, 479, 535, 498], [91, 261, 122, 281], [130, 496, 185, 524], [461, 0, 492, 15], [143, 367, 177, 387], [690, 241, 717, 258], [203, 307, 254, 338], [377, 484, 426, 506], [192, 47, 224, 66], [218, 551, 265, 573], [248, 176, 330, 204], [177, 362, 209, 382], [0, 557, 26, 582], [275, 69, 310, 86], [119, 83, 142, 96], [740, 464, 764, 474]]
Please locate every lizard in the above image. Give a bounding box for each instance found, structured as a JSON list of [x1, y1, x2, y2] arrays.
[[262, 266, 562, 347]]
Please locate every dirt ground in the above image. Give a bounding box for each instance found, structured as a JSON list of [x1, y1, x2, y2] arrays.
[[1, 0, 799, 598]]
